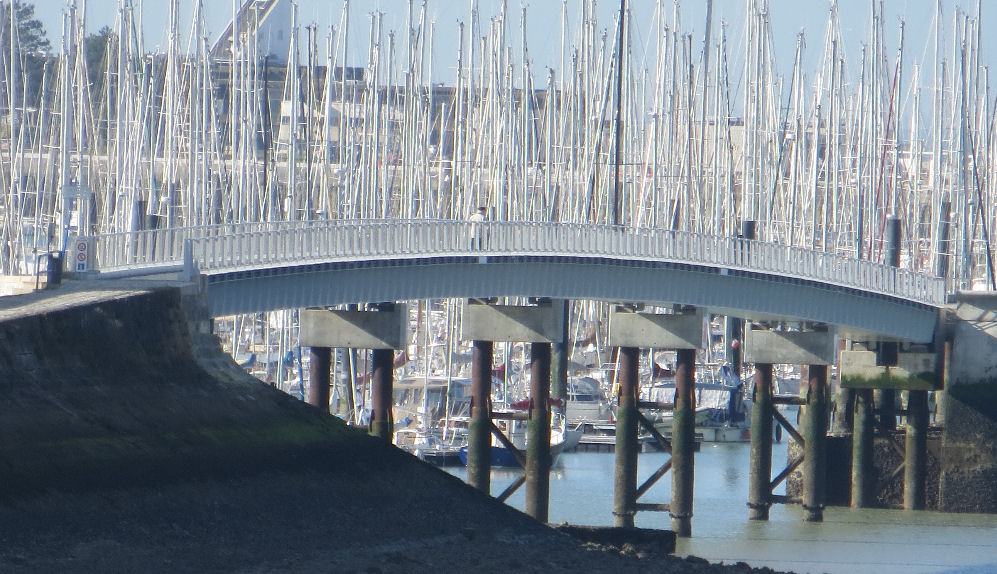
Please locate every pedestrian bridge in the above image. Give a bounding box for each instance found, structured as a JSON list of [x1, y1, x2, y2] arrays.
[[90, 219, 946, 342]]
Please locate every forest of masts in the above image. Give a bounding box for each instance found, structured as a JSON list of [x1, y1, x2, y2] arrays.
[[2, 0, 996, 292]]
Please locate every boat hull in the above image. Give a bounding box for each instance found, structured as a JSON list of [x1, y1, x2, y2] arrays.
[[458, 439, 567, 468]]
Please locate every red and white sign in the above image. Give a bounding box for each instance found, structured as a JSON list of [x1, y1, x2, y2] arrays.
[[75, 238, 91, 272]]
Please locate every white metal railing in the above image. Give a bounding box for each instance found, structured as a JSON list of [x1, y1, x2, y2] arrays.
[[90, 219, 947, 307]]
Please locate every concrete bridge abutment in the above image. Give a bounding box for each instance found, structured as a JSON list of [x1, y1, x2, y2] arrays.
[[938, 293, 997, 513]]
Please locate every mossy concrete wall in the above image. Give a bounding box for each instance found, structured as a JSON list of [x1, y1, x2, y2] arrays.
[[939, 293, 997, 512]]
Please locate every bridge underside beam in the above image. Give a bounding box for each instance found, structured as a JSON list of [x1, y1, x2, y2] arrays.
[[743, 326, 837, 366], [300, 307, 408, 350], [205, 257, 939, 342]]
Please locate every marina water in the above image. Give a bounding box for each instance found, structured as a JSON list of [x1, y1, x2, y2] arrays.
[[446, 441, 997, 573]]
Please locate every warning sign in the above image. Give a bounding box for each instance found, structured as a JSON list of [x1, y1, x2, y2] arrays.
[[74, 238, 92, 272]]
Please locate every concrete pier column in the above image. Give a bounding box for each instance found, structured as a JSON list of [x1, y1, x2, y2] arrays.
[[525, 342, 552, 523], [612, 346, 640, 528], [748, 363, 774, 520], [671, 347, 697, 537], [904, 389, 929, 510], [468, 340, 494, 493], [802, 365, 829, 521], [851, 388, 875, 507], [307, 346, 332, 411], [370, 348, 395, 440]]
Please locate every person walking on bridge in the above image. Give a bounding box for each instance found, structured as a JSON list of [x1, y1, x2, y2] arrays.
[[469, 206, 487, 249]]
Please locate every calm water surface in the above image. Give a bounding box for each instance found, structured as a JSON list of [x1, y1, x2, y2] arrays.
[[446, 441, 997, 573]]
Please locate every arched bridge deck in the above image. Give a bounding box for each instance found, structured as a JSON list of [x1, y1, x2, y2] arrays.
[[91, 220, 946, 342]]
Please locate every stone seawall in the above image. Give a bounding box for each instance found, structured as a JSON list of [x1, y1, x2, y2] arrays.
[[939, 294, 997, 513]]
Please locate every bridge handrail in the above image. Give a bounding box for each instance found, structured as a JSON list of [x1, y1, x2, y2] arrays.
[[90, 219, 946, 307]]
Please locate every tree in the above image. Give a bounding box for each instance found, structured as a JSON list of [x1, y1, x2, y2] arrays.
[[1, 1, 52, 104], [84, 25, 116, 96]]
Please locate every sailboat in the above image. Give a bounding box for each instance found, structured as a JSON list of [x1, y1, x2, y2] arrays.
[[648, 363, 751, 442], [457, 410, 575, 468], [392, 374, 471, 466]]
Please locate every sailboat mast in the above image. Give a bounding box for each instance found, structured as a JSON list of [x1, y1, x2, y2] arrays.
[[611, 0, 625, 226]]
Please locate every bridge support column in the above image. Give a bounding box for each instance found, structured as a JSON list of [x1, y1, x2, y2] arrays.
[[748, 363, 774, 520], [370, 349, 395, 442], [671, 347, 697, 537], [370, 348, 394, 440], [851, 388, 875, 507], [307, 346, 332, 412], [609, 305, 702, 532], [841, 348, 939, 508], [613, 346, 639, 528], [299, 304, 407, 441], [525, 342, 552, 523], [468, 340, 494, 494], [802, 365, 828, 521], [904, 390, 929, 510], [462, 298, 565, 520], [743, 323, 836, 520]]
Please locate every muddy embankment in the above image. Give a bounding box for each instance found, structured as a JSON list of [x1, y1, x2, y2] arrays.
[[0, 284, 783, 573]]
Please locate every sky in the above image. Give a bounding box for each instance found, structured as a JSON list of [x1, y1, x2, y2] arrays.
[[28, 0, 995, 86]]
